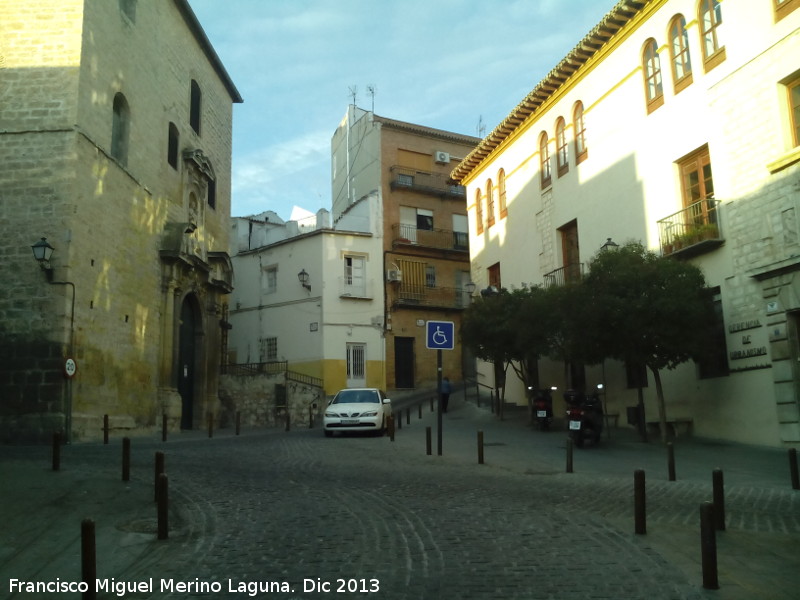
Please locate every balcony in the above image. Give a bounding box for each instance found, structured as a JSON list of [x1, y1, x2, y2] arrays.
[[389, 166, 467, 199], [658, 198, 724, 258], [543, 263, 584, 287], [393, 285, 471, 310], [392, 223, 469, 253], [338, 277, 373, 300]]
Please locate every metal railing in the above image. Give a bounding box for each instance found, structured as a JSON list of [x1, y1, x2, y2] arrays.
[[392, 223, 469, 252], [657, 198, 723, 256], [543, 263, 584, 287], [221, 361, 287, 376], [394, 285, 472, 309], [389, 166, 467, 199]]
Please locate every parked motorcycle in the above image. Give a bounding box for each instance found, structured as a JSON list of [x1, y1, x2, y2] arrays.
[[565, 385, 604, 447], [530, 386, 557, 430]]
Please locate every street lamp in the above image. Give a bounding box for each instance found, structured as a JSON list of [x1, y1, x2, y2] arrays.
[[298, 268, 311, 291], [465, 281, 476, 296], [600, 237, 619, 252], [31, 237, 55, 280]]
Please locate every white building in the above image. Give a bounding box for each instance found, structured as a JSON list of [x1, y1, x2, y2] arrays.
[[451, 0, 800, 447]]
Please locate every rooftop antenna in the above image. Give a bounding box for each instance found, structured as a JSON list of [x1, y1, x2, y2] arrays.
[[477, 115, 486, 138], [348, 85, 358, 107], [366, 84, 376, 113]]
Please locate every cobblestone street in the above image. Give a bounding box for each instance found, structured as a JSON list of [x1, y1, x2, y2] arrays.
[[2, 397, 799, 599]]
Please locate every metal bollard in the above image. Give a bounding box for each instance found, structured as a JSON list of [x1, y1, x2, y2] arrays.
[[154, 451, 165, 503], [122, 437, 131, 482], [700, 502, 719, 589], [418, 404, 422, 419], [426, 426, 432, 455], [406, 407, 410, 425], [477, 430, 484, 465], [284, 412, 290, 432], [236, 411, 241, 436], [397, 412, 402, 430], [103, 414, 109, 445], [789, 448, 799, 490], [388, 415, 395, 442], [667, 442, 676, 481], [208, 413, 214, 438], [81, 519, 97, 600], [52, 431, 61, 471], [161, 413, 167, 442], [712, 469, 726, 531], [308, 406, 314, 429], [634, 469, 646, 535], [157, 473, 169, 540], [430, 397, 434, 412], [566, 437, 574, 473]]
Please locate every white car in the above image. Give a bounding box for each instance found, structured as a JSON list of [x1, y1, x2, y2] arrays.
[[323, 388, 392, 437]]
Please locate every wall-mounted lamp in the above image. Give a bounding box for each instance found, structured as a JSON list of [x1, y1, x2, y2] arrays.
[[298, 268, 311, 291], [465, 281, 477, 296], [600, 237, 619, 252], [31, 237, 55, 281]]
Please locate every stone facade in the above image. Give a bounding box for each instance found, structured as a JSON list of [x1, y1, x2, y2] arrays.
[[0, 0, 241, 442]]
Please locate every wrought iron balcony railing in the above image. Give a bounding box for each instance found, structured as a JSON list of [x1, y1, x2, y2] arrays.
[[543, 263, 584, 287], [392, 223, 469, 252], [393, 285, 472, 309], [389, 166, 467, 199], [657, 198, 723, 258]]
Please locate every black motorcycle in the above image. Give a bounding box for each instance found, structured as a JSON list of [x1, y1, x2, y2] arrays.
[[531, 386, 557, 430], [564, 386, 604, 447]]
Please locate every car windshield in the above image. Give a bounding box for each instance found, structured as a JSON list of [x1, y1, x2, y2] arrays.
[[333, 390, 379, 404]]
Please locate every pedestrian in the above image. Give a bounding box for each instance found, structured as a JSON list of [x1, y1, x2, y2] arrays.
[[440, 376, 452, 413]]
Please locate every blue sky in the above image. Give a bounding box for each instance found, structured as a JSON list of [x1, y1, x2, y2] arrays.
[[187, 0, 615, 219]]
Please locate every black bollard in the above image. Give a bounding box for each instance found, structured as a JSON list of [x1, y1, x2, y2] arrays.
[[236, 411, 241, 436], [157, 473, 169, 540], [406, 407, 410, 425], [284, 412, 290, 432], [81, 519, 96, 600], [789, 448, 799, 490], [161, 413, 167, 442], [566, 437, 574, 473], [122, 437, 131, 482], [103, 414, 109, 445], [397, 411, 402, 430], [208, 413, 214, 438], [308, 406, 314, 429], [52, 431, 61, 471], [426, 426, 432, 455], [430, 396, 434, 412], [418, 403, 422, 419], [634, 469, 646, 535], [667, 442, 676, 481], [388, 415, 395, 442], [478, 430, 484, 465], [154, 451, 165, 502], [700, 502, 719, 589], [712, 469, 726, 531]]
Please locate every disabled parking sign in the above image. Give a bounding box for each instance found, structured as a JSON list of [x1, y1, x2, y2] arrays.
[[426, 320, 455, 350]]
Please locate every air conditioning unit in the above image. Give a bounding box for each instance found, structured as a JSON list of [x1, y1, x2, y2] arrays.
[[386, 269, 403, 283], [434, 151, 450, 164]]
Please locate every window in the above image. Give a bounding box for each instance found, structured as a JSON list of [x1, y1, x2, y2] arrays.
[[668, 15, 693, 93], [497, 169, 507, 218], [699, 0, 725, 72], [190, 80, 202, 134], [111, 93, 130, 166], [260, 337, 278, 362], [452, 214, 469, 250], [486, 179, 495, 227], [397, 173, 414, 187], [167, 122, 179, 169], [679, 146, 714, 206], [475, 189, 484, 235], [642, 39, 664, 113], [425, 265, 436, 288], [487, 262, 501, 290], [344, 255, 366, 297], [264, 266, 277, 294], [697, 288, 729, 379], [555, 117, 568, 176], [207, 178, 216, 209], [539, 132, 551, 188], [775, 0, 800, 21], [789, 76, 800, 147], [573, 102, 587, 164], [416, 208, 433, 231]]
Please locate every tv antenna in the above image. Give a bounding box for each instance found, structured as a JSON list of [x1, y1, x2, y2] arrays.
[[476, 115, 486, 138], [366, 84, 376, 113], [348, 85, 358, 107]]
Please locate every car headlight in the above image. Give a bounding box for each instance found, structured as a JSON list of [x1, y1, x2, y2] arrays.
[[361, 411, 378, 417], [325, 412, 338, 418]]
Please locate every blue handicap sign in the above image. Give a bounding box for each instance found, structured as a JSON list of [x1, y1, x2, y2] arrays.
[[426, 320, 455, 350]]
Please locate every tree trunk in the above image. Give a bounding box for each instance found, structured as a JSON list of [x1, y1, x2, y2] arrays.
[[650, 366, 669, 445]]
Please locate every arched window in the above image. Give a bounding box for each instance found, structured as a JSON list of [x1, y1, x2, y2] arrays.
[[539, 132, 551, 189], [486, 179, 495, 227], [555, 117, 568, 176], [669, 15, 693, 93], [475, 189, 484, 235], [111, 92, 130, 166], [498, 169, 507, 218], [642, 39, 664, 113], [190, 80, 202, 134], [167, 122, 179, 169], [699, 0, 725, 71], [573, 101, 587, 163]]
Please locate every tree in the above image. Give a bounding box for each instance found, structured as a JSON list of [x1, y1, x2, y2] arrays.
[[582, 242, 717, 443]]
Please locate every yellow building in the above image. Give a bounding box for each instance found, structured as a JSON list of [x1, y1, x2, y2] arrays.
[[0, 0, 241, 442], [452, 0, 800, 447]]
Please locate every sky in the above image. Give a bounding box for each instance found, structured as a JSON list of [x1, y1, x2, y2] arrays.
[[186, 0, 616, 220]]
